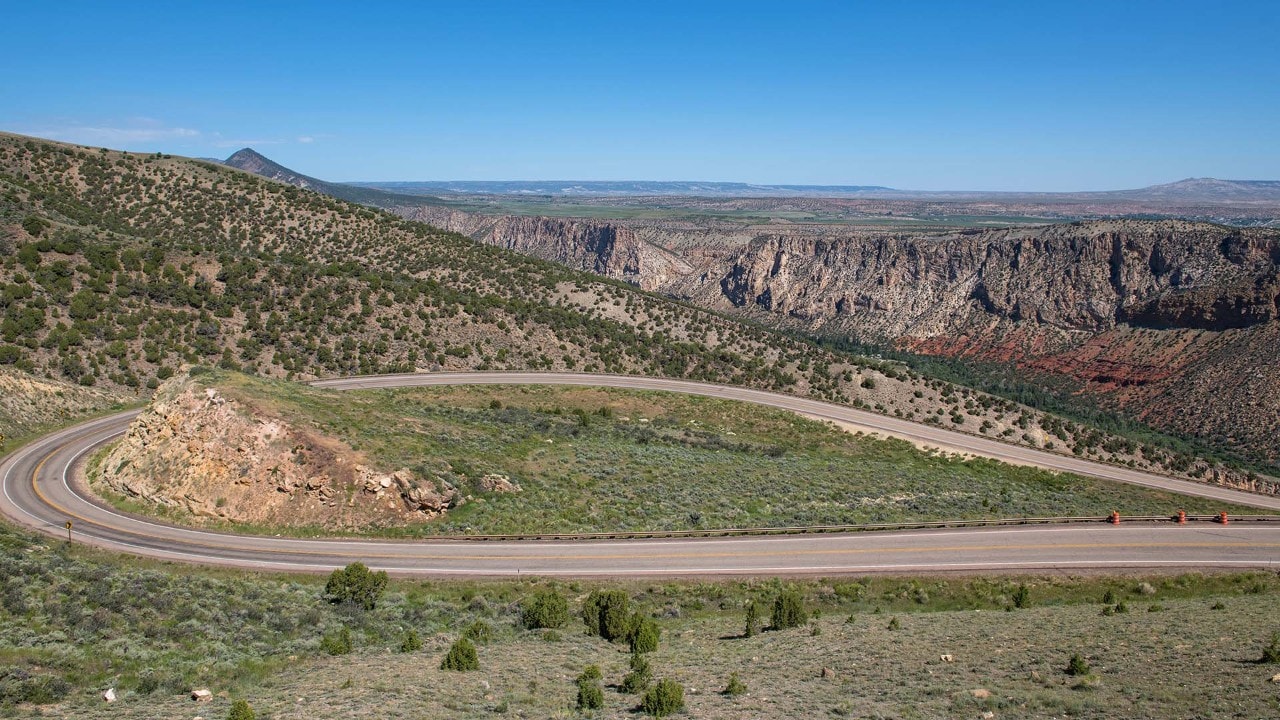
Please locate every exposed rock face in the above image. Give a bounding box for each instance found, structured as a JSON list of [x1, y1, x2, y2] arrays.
[[399, 206, 694, 291], [693, 221, 1279, 338], [96, 378, 465, 527], [478, 473, 520, 493], [672, 220, 1280, 463]]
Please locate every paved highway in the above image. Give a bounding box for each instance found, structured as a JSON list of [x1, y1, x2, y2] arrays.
[[2, 372, 1278, 577]]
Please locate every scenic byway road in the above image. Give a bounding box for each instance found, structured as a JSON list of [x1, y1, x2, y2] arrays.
[[2, 372, 1279, 577]]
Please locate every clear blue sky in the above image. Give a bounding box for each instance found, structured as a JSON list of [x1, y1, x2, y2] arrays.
[[3, 0, 1277, 190]]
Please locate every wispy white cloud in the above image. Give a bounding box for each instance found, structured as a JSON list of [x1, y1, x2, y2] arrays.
[[26, 123, 201, 146], [14, 119, 318, 151]]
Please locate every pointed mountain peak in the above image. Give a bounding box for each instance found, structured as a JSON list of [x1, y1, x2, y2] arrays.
[[225, 147, 268, 163]]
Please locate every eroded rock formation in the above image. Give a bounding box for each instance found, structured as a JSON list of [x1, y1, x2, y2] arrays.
[[96, 377, 517, 528]]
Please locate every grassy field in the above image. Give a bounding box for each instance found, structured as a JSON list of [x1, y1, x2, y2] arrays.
[[115, 371, 1266, 538], [4, 507, 1276, 720]]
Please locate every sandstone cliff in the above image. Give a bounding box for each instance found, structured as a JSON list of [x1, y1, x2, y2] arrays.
[[399, 206, 695, 291], [672, 220, 1280, 463], [94, 376, 515, 529]]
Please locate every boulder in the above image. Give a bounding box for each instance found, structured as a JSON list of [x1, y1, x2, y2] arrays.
[[191, 688, 213, 702], [479, 473, 521, 493], [102, 688, 116, 702], [402, 481, 457, 514], [971, 688, 992, 699]]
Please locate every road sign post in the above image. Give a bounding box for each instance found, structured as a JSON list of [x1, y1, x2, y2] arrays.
[[65, 520, 72, 542]]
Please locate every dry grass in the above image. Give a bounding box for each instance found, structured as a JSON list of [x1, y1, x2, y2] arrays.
[[55, 577, 1280, 720]]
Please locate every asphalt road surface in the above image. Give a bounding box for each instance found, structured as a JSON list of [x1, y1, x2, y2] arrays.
[[2, 372, 1278, 577]]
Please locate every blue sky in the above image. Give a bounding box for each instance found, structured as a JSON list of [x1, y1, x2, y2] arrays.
[[2, 0, 1277, 189]]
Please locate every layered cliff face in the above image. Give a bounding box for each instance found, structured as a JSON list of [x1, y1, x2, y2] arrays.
[[94, 377, 482, 529], [696, 220, 1279, 335], [400, 206, 694, 291], [679, 220, 1280, 463]]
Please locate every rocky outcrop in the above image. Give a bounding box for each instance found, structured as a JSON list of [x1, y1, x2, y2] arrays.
[[695, 220, 1280, 337], [95, 377, 486, 528], [681, 220, 1280, 462], [399, 206, 695, 291]]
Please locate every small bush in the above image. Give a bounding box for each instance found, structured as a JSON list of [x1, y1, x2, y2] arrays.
[[723, 673, 747, 697], [324, 562, 388, 611], [521, 590, 570, 629], [228, 699, 256, 720], [21, 216, 49, 237], [576, 665, 605, 711], [1102, 589, 1117, 604], [399, 629, 422, 653], [577, 679, 605, 710], [888, 616, 901, 630], [321, 626, 352, 656], [1065, 653, 1091, 676], [1260, 632, 1280, 664], [0, 667, 70, 705], [441, 638, 480, 671], [1012, 584, 1031, 609], [463, 620, 494, 645], [583, 590, 632, 641], [135, 671, 160, 695], [621, 653, 652, 694], [641, 678, 685, 717], [630, 615, 661, 654], [744, 601, 759, 638], [771, 591, 807, 630]]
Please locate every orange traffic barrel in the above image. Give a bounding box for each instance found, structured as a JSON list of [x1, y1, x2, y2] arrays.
[[1108, 511, 1121, 525], [1216, 511, 1229, 525], [1176, 510, 1186, 524]]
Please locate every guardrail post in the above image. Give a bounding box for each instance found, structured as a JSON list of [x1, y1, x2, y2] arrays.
[[1176, 510, 1186, 524], [1108, 511, 1120, 525], [1216, 511, 1229, 525]]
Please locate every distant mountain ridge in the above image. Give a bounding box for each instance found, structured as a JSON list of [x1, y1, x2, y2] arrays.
[[224, 147, 1280, 204], [1124, 178, 1280, 202], [352, 177, 1280, 203]]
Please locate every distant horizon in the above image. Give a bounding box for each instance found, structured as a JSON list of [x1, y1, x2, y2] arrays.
[[345, 176, 1280, 192], [223, 142, 1279, 193], [9, 130, 1277, 195]]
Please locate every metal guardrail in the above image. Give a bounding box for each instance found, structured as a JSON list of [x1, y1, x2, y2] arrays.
[[441, 513, 1280, 542]]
